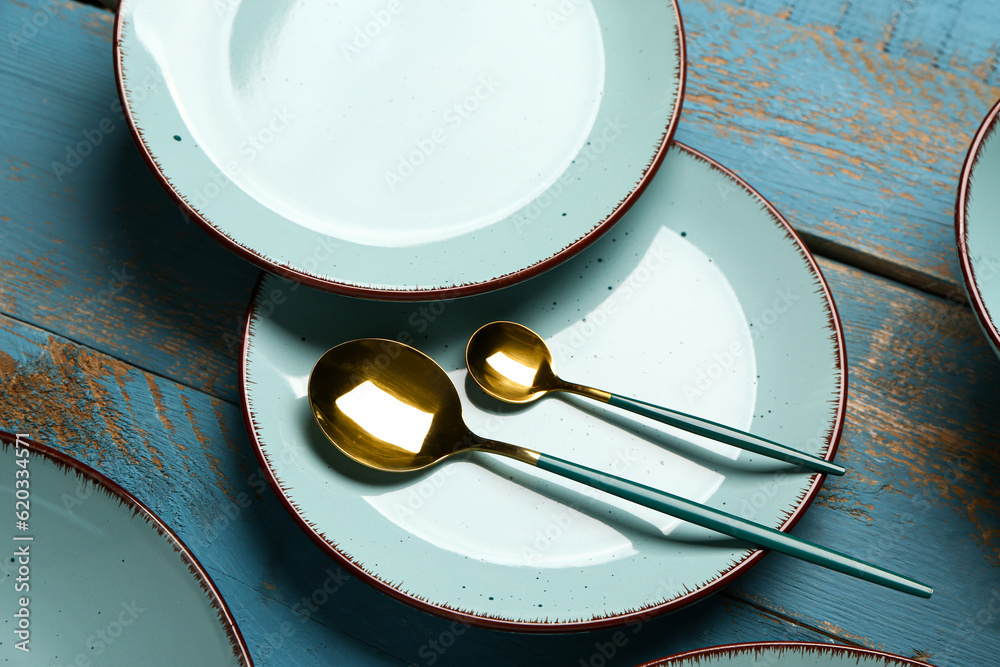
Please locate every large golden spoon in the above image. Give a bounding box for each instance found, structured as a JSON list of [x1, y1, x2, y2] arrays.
[[308, 338, 930, 598], [466, 321, 844, 476]]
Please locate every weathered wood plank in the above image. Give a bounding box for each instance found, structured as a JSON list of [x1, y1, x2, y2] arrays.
[[677, 0, 1000, 295], [737, 0, 1000, 80], [0, 0, 258, 401]]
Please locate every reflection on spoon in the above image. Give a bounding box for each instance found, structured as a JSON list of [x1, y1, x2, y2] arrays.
[[308, 338, 931, 598], [465, 321, 845, 476]]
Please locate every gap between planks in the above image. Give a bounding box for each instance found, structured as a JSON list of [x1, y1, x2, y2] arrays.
[[72, 0, 117, 11], [0, 305, 220, 402], [798, 231, 968, 305], [719, 590, 872, 650]]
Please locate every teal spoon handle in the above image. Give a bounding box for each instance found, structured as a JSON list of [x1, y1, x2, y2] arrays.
[[534, 452, 932, 598], [606, 392, 845, 476]]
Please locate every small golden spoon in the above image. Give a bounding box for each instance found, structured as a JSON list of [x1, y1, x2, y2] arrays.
[[308, 338, 930, 598], [465, 321, 845, 476]]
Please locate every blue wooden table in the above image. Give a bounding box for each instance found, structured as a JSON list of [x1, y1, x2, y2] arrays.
[[2, 0, 999, 665]]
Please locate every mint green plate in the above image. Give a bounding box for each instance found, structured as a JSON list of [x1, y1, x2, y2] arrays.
[[637, 642, 934, 667], [0, 433, 252, 665], [116, 0, 685, 299], [957, 96, 1000, 355], [241, 144, 846, 631]]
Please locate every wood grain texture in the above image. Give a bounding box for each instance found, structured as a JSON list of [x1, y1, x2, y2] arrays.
[[0, 0, 258, 401], [677, 0, 1000, 295]]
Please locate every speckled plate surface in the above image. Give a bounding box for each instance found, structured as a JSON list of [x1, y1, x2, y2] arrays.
[[241, 143, 846, 632], [957, 96, 1000, 356], [115, 0, 685, 299], [0, 432, 253, 665], [636, 642, 934, 667]]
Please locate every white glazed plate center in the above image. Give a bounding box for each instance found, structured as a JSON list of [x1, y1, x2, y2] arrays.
[[155, 0, 605, 246], [360, 227, 756, 567]]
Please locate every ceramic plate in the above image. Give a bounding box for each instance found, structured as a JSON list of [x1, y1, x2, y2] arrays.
[[115, 0, 686, 299], [241, 143, 846, 631], [0, 432, 253, 665], [636, 642, 935, 667], [957, 96, 1000, 355]]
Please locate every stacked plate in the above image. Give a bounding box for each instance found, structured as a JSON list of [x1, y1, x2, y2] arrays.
[[117, 0, 846, 633], [957, 96, 1000, 357], [637, 643, 936, 667], [0, 433, 253, 665], [115, 0, 686, 299]]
